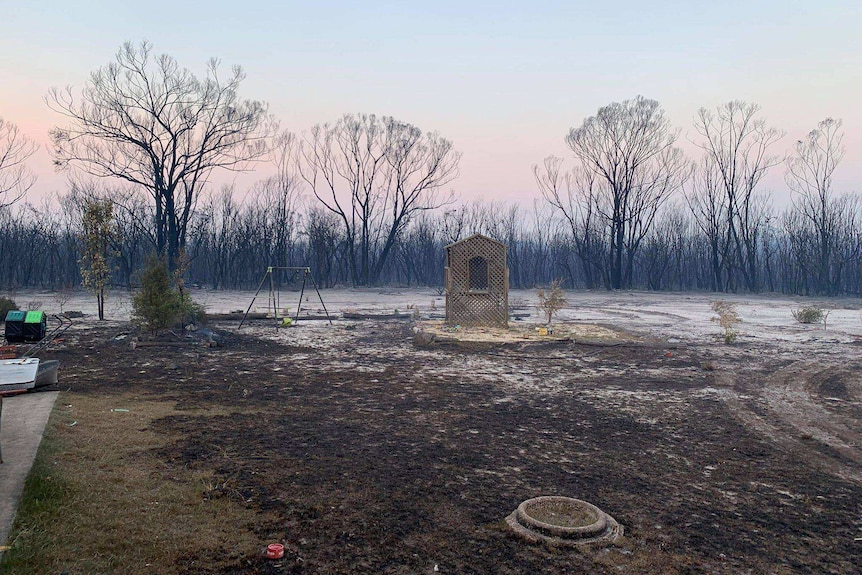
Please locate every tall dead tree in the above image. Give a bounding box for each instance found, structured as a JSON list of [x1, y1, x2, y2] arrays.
[[785, 118, 848, 294], [692, 101, 783, 292], [533, 156, 605, 288], [564, 96, 689, 289], [0, 117, 38, 207], [686, 156, 729, 291], [299, 113, 459, 286], [48, 41, 275, 270], [243, 131, 304, 270]]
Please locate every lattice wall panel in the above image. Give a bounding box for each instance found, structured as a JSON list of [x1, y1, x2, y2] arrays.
[[445, 235, 508, 327]]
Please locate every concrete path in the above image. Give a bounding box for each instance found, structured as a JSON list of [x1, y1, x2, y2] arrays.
[[0, 391, 58, 554]]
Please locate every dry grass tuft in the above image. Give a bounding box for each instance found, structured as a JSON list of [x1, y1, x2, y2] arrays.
[[710, 300, 741, 344]]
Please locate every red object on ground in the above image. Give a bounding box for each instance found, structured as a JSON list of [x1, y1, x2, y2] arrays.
[[266, 543, 285, 559]]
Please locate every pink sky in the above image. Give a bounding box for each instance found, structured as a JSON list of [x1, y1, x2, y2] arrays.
[[2, 1, 860, 208]]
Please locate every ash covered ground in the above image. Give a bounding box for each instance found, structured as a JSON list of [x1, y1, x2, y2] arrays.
[[24, 288, 862, 573]]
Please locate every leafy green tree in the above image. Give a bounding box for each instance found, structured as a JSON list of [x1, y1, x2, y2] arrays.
[[79, 198, 116, 320]]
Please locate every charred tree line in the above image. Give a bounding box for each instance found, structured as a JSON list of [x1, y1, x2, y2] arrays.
[[1, 40, 858, 297], [2, 187, 861, 296]]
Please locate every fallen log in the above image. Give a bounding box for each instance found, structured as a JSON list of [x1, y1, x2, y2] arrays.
[[130, 340, 199, 349], [205, 312, 269, 321], [342, 311, 412, 320]]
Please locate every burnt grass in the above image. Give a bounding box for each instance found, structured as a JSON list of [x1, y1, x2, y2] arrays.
[[45, 321, 862, 574]]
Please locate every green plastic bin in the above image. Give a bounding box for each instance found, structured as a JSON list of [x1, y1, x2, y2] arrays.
[[22, 311, 47, 342]]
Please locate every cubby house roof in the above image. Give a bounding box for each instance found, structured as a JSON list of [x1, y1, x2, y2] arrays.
[[445, 233, 506, 251]]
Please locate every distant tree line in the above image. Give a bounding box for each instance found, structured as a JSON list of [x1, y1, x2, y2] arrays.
[[1, 42, 860, 297], [1, 178, 860, 296]]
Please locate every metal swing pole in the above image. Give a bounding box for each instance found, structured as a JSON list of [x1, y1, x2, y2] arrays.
[[269, 267, 280, 330], [238, 267, 272, 329], [307, 268, 333, 325], [294, 270, 308, 322], [276, 275, 281, 323]]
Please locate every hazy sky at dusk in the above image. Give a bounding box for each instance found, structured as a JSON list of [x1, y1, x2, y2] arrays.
[[1, 0, 860, 205]]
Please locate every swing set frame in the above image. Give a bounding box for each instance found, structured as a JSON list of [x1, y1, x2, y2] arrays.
[[238, 266, 332, 329]]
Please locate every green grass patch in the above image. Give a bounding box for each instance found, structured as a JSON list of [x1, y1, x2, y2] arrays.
[[0, 428, 74, 573], [0, 393, 278, 574]]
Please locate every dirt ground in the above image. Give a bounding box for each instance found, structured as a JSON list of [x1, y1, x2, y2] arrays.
[[20, 290, 862, 573]]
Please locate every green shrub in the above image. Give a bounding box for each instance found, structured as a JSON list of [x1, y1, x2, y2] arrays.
[[792, 306, 824, 324], [132, 256, 207, 333], [0, 296, 19, 320], [132, 256, 180, 333]]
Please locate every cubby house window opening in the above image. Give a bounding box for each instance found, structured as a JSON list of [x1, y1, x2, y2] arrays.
[[468, 256, 489, 292]]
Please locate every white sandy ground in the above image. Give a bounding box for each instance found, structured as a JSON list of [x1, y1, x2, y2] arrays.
[[8, 287, 862, 345], [3, 287, 862, 515]]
